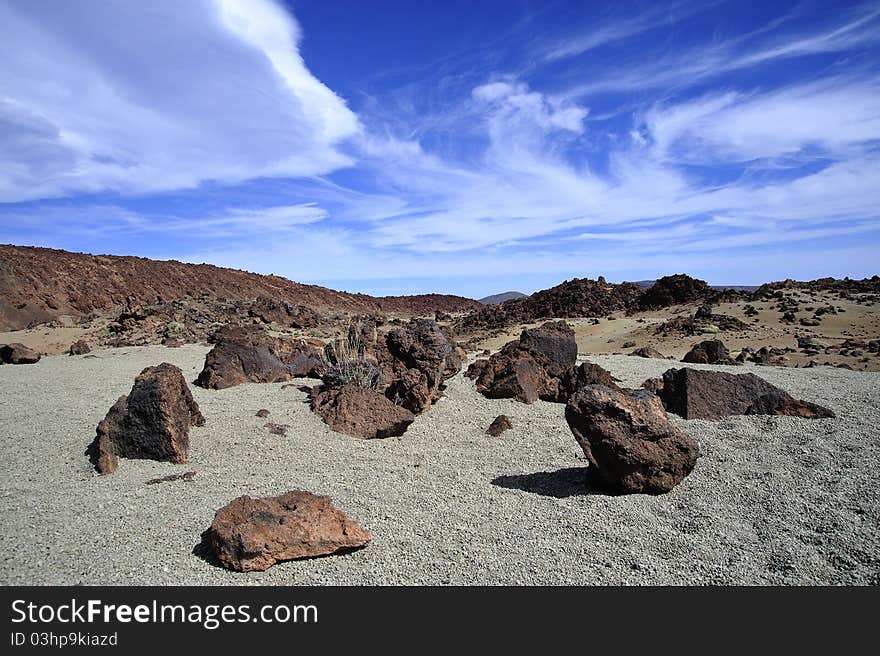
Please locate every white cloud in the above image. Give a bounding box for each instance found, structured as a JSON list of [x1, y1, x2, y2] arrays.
[[0, 0, 359, 202], [645, 79, 880, 163]]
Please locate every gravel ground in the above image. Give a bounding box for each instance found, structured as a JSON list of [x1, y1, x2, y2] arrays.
[[1, 345, 878, 585]]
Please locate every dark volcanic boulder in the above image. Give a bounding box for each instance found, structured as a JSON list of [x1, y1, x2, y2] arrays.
[[486, 415, 513, 436], [88, 363, 205, 474], [517, 321, 578, 377], [472, 321, 578, 403], [195, 326, 325, 390], [201, 490, 371, 572], [552, 361, 619, 402], [565, 385, 699, 494], [475, 349, 549, 403], [310, 384, 415, 439], [0, 343, 40, 364], [681, 339, 738, 365], [655, 367, 835, 420], [381, 319, 463, 414], [628, 346, 667, 359], [68, 340, 91, 356], [745, 391, 836, 418]]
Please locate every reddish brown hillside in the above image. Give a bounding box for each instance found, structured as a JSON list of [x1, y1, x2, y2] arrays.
[[0, 245, 481, 331]]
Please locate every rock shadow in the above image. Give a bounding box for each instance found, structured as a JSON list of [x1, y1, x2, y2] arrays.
[[491, 466, 613, 498]]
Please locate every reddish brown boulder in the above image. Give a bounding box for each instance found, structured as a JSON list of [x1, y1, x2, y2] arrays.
[[565, 385, 700, 494], [195, 326, 325, 390], [310, 384, 415, 439], [465, 358, 489, 380], [201, 490, 371, 572], [486, 415, 513, 436], [88, 363, 205, 474], [0, 343, 40, 364], [681, 339, 738, 365], [471, 321, 578, 404], [380, 319, 462, 414], [552, 361, 619, 402], [68, 340, 91, 356], [655, 367, 835, 420]]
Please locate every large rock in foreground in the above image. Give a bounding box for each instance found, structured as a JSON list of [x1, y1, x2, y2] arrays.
[[565, 385, 700, 494], [202, 491, 372, 572], [310, 384, 415, 439], [654, 367, 835, 420], [195, 326, 325, 390], [88, 363, 205, 474], [0, 343, 40, 364]]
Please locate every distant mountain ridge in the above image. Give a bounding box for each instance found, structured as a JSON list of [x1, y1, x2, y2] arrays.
[[0, 245, 483, 331], [478, 291, 527, 305]]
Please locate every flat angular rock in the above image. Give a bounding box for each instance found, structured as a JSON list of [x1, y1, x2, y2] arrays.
[[195, 326, 325, 390], [628, 346, 667, 359], [565, 385, 700, 494], [486, 415, 513, 437], [310, 384, 415, 439], [89, 363, 205, 474], [0, 343, 40, 364], [655, 367, 835, 420], [517, 321, 578, 377], [201, 490, 371, 572]]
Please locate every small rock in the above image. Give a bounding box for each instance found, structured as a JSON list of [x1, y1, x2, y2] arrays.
[[486, 415, 513, 437], [263, 423, 290, 436], [0, 343, 40, 364]]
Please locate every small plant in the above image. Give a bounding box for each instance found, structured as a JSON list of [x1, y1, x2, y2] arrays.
[[622, 340, 636, 348], [322, 320, 384, 391]]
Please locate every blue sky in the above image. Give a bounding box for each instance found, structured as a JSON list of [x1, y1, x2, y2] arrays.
[[0, 0, 878, 297]]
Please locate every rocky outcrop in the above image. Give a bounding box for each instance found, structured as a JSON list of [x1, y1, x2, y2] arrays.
[[201, 491, 372, 572], [310, 384, 415, 439], [681, 339, 738, 365], [486, 415, 513, 437], [88, 363, 205, 474], [68, 340, 91, 356], [565, 385, 700, 494], [639, 274, 711, 309], [195, 326, 325, 390], [652, 367, 835, 420], [0, 343, 40, 364], [456, 277, 643, 333]]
